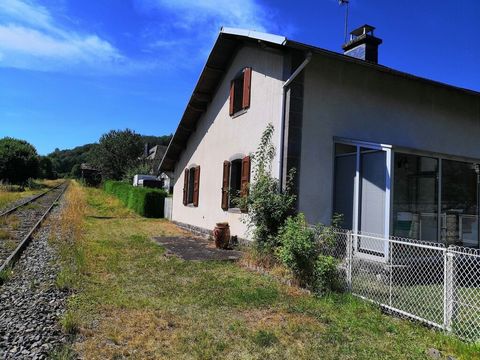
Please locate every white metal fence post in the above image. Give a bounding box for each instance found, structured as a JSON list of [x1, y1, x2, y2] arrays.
[[346, 231, 352, 292], [389, 239, 393, 307], [443, 250, 454, 332]]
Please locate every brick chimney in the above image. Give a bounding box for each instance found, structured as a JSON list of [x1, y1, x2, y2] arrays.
[[342, 25, 382, 63]]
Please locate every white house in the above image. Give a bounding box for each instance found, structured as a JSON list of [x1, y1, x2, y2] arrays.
[[160, 25, 480, 251]]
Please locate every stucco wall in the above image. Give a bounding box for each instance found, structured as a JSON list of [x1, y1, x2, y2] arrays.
[[299, 55, 480, 225], [171, 45, 285, 239]]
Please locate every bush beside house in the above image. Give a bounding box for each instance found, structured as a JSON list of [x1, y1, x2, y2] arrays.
[[104, 180, 167, 218], [240, 125, 340, 296]]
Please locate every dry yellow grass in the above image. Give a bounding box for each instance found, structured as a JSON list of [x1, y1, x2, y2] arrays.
[[0, 178, 64, 210]]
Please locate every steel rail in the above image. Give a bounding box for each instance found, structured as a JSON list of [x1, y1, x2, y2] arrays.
[[0, 182, 67, 218], [0, 182, 68, 274]]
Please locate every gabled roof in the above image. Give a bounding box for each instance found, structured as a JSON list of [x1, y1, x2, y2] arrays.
[[160, 27, 480, 172]]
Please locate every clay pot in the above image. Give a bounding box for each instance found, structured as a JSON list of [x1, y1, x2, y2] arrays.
[[213, 222, 230, 249]]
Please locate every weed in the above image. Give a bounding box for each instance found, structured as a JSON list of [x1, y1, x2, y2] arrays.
[[7, 215, 20, 230], [0, 229, 11, 240], [24, 203, 40, 210], [4, 239, 17, 251], [55, 269, 75, 291], [60, 311, 80, 335], [252, 329, 278, 347], [0, 267, 13, 285], [49, 345, 76, 360]]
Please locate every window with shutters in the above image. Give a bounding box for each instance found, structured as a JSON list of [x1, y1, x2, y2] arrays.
[[183, 165, 200, 207], [221, 156, 250, 211], [229, 67, 251, 116]]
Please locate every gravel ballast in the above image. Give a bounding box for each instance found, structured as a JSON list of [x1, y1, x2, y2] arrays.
[[0, 204, 69, 359]]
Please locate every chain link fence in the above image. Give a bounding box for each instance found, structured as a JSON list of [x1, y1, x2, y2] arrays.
[[326, 230, 480, 342]]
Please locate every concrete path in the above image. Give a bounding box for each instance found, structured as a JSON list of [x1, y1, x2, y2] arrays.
[[154, 236, 242, 261]]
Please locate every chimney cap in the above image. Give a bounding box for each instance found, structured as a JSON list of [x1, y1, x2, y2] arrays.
[[350, 24, 376, 37]]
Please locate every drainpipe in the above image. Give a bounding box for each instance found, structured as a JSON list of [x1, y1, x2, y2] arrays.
[[279, 52, 312, 190]]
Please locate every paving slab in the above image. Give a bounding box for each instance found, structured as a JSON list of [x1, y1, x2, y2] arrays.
[[153, 236, 242, 261]]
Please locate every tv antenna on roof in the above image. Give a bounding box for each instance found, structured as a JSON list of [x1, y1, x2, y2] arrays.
[[339, 0, 350, 43]]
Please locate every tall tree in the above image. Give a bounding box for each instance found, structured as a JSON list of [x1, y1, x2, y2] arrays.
[[0, 137, 39, 184], [90, 129, 143, 180], [39, 156, 55, 179]]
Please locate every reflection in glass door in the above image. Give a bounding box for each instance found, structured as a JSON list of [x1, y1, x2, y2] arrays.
[[333, 140, 391, 258]]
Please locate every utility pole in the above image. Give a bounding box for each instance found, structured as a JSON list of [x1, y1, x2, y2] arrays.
[[339, 0, 350, 43]]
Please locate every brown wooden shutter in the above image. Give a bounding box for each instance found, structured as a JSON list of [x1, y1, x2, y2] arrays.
[[229, 80, 235, 116], [242, 67, 252, 109], [240, 156, 251, 197], [183, 168, 189, 206], [240, 156, 251, 212], [221, 161, 230, 210], [193, 166, 200, 207]]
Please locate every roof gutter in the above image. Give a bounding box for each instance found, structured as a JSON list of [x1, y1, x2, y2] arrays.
[[279, 51, 312, 189]]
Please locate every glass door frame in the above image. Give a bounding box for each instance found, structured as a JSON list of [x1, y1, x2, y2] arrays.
[[334, 137, 393, 259]]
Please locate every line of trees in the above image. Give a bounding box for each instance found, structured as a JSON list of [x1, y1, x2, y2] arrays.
[[0, 130, 173, 185]]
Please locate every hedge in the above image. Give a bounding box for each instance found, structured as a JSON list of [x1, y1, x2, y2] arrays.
[[104, 180, 167, 218]]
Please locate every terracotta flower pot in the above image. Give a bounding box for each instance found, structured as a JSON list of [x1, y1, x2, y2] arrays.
[[213, 222, 230, 249]]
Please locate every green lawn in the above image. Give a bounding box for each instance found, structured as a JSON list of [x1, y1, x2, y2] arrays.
[[54, 184, 479, 359], [351, 264, 480, 341]]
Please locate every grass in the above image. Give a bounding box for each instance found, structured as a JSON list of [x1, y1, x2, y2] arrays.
[[0, 178, 64, 210], [53, 182, 480, 359], [0, 266, 13, 285], [0, 228, 11, 240], [352, 272, 480, 340]]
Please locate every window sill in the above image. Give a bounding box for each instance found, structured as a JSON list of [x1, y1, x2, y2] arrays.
[[186, 204, 196, 208], [227, 208, 242, 214], [228, 208, 249, 214], [231, 109, 247, 119]]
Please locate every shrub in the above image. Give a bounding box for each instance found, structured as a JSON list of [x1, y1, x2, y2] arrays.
[[312, 255, 338, 296], [26, 178, 42, 190], [276, 213, 317, 285], [104, 180, 167, 218], [277, 213, 342, 295], [239, 124, 296, 250]]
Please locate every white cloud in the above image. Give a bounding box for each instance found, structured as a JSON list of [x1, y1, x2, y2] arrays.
[[144, 0, 270, 32], [135, 0, 284, 69], [0, 0, 126, 73]]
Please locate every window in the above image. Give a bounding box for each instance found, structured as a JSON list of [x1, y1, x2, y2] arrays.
[[183, 166, 200, 206], [333, 143, 356, 229], [441, 160, 478, 247], [229, 160, 242, 208], [188, 168, 195, 204], [229, 67, 252, 116], [392, 154, 439, 242], [392, 153, 479, 248], [221, 156, 250, 211]]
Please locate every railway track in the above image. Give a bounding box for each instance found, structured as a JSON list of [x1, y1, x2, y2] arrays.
[[0, 182, 68, 274]]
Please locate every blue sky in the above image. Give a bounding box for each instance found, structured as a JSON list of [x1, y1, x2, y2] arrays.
[[0, 0, 479, 155]]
